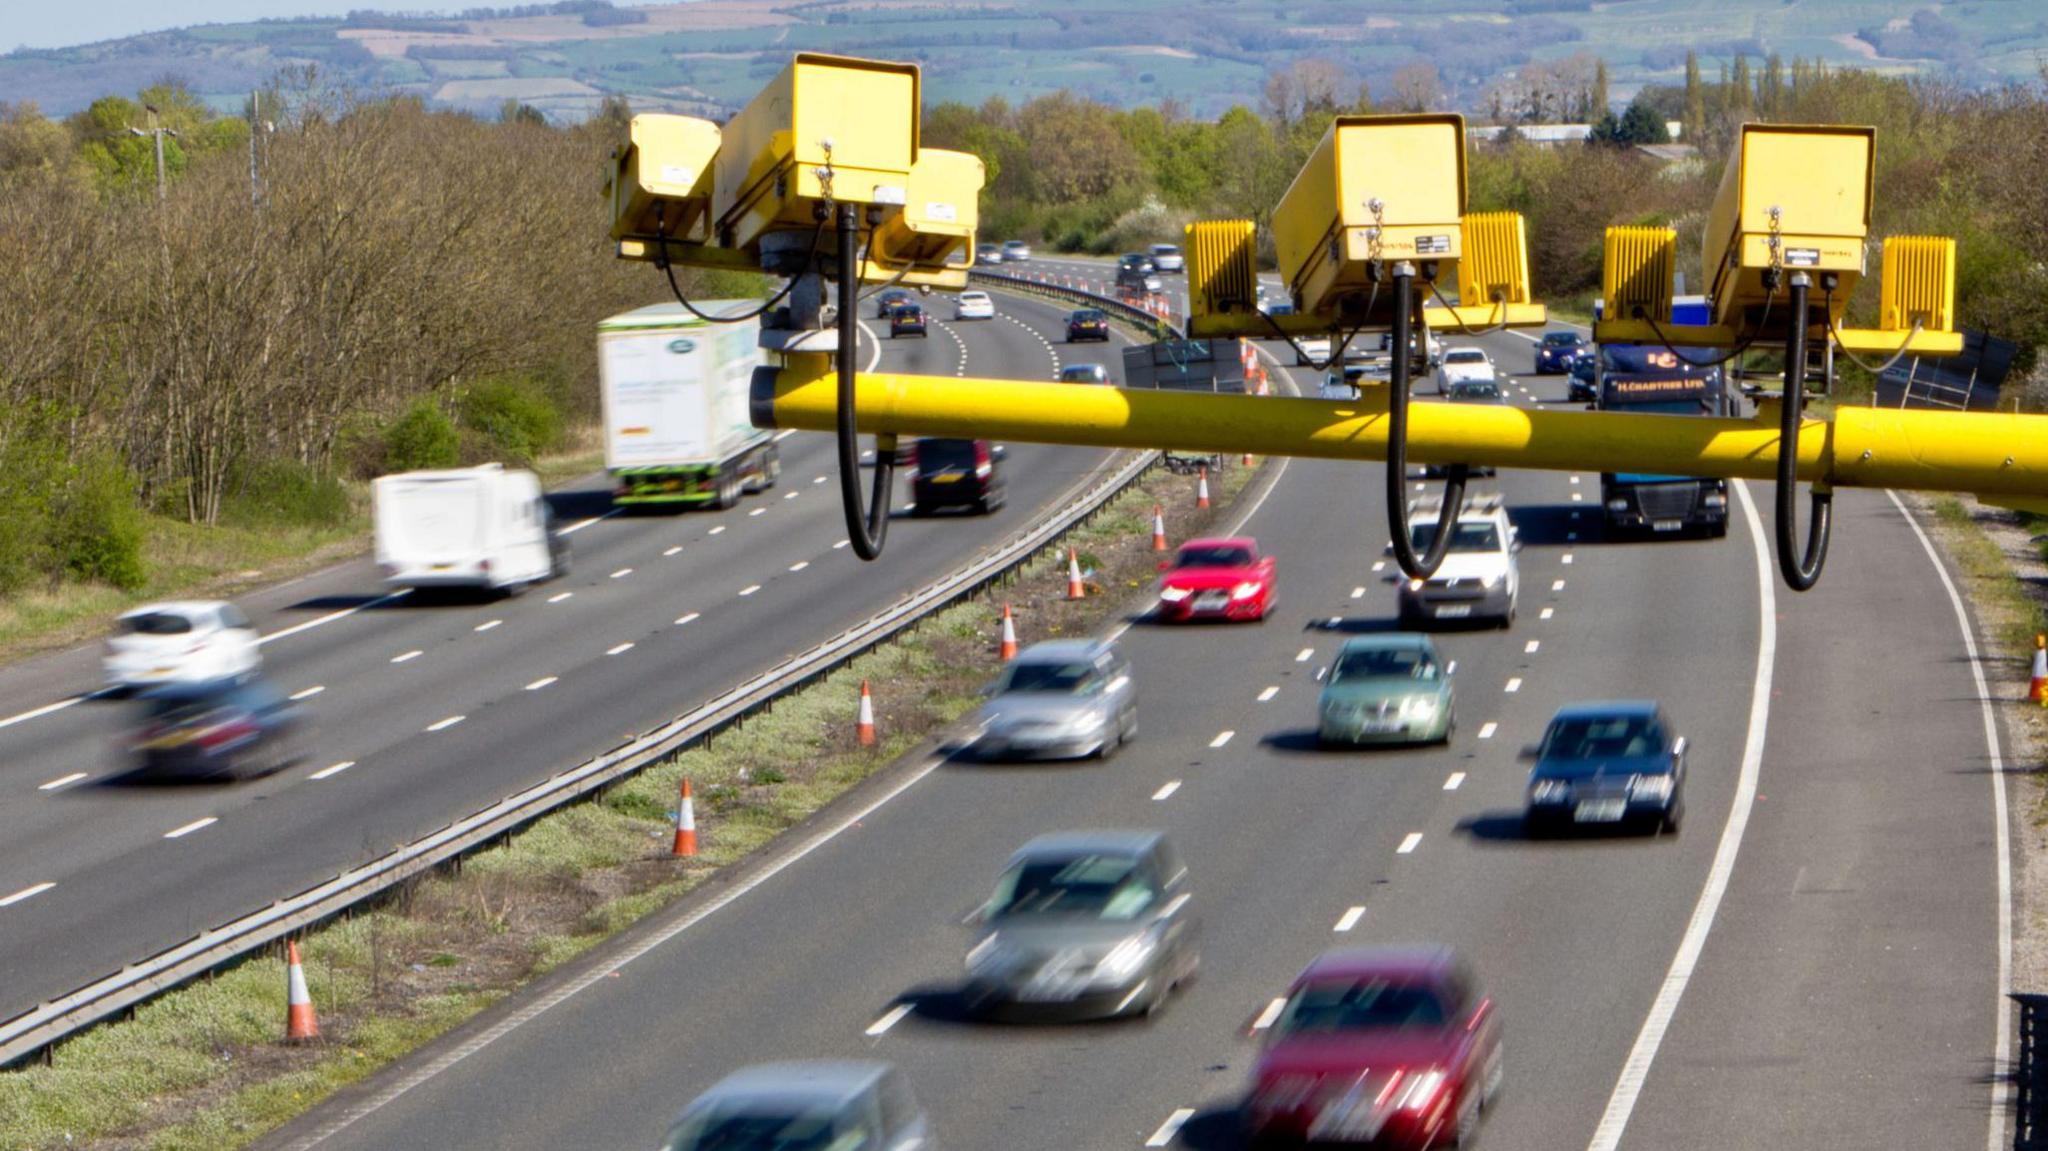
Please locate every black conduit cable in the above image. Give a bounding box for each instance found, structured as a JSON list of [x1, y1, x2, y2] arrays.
[[834, 202, 892, 560], [1823, 285, 1927, 377], [1383, 262, 1467, 581], [651, 203, 811, 325], [1776, 272, 1831, 591]]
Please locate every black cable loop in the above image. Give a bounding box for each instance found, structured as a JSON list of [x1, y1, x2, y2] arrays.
[[651, 203, 813, 324], [1776, 275, 1831, 591], [1256, 280, 1376, 376], [833, 202, 892, 560], [1382, 264, 1466, 582], [1823, 286, 1926, 376], [1634, 289, 1776, 368], [1423, 280, 1509, 337]]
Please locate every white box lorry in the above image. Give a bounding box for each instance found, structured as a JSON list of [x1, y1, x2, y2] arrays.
[[598, 302, 779, 508], [373, 464, 566, 593]]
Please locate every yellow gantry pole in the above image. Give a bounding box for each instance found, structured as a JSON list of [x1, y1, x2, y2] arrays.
[[757, 357, 2048, 504]]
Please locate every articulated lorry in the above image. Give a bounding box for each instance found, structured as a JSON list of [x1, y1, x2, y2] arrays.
[[1590, 296, 1730, 538], [598, 302, 779, 509]]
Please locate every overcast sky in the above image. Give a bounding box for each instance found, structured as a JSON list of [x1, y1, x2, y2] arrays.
[[3, 3, 429, 52]]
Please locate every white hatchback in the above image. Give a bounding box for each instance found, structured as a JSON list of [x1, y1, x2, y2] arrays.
[[103, 601, 262, 690], [954, 290, 995, 320]]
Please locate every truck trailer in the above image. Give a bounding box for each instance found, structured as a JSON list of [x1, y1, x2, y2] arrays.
[[598, 302, 779, 508]]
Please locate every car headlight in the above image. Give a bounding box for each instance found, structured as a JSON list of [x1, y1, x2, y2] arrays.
[[1400, 695, 1439, 720], [965, 933, 1015, 975], [1406, 578, 1425, 591], [1093, 935, 1156, 982], [1530, 778, 1572, 803], [1607, 498, 1630, 512], [1702, 491, 1728, 509], [1067, 709, 1110, 734], [1632, 773, 1675, 801], [1480, 573, 1503, 589], [1159, 586, 1193, 603], [1230, 581, 1262, 600], [1397, 1068, 1448, 1113]]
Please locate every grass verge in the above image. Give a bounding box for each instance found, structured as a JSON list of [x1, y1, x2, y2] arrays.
[[0, 453, 1261, 1151]]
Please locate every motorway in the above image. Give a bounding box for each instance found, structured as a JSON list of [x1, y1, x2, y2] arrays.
[[265, 314, 2011, 1149], [0, 288, 1128, 1023]]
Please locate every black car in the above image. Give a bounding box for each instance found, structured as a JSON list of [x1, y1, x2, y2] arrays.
[[876, 287, 915, 319], [909, 437, 1006, 515], [891, 304, 928, 338], [1117, 253, 1156, 275], [1522, 700, 1686, 836], [1534, 330, 1588, 374], [1115, 266, 1163, 294], [128, 676, 304, 780], [1567, 354, 1599, 402], [1066, 308, 1111, 342]]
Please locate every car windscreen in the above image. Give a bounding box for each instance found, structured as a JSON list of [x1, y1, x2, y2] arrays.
[[1175, 545, 1253, 569], [1450, 383, 1500, 398], [998, 660, 1097, 694], [1540, 714, 1662, 760], [1331, 647, 1437, 683], [665, 1108, 847, 1151], [1151, 245, 1179, 255], [1060, 367, 1106, 383], [1407, 521, 1501, 553], [1444, 350, 1486, 364], [121, 613, 194, 636], [1542, 332, 1581, 346], [986, 853, 1157, 920], [1276, 979, 1449, 1036], [916, 439, 977, 469]]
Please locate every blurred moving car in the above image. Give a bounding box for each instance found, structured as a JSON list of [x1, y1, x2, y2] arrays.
[[1533, 329, 1589, 374], [1116, 266, 1164, 294], [1117, 253, 1156, 275], [1156, 536, 1276, 623], [1295, 334, 1333, 366], [976, 241, 1006, 265], [1001, 239, 1033, 262], [1148, 243, 1185, 272], [1316, 634, 1454, 746], [104, 601, 261, 691], [1066, 308, 1111, 342], [1397, 494, 1520, 629], [890, 303, 928, 338], [660, 1061, 930, 1151], [1522, 700, 1687, 835], [374, 465, 565, 593], [129, 676, 302, 780], [964, 829, 1198, 1020], [1245, 946, 1502, 1148], [908, 437, 1004, 515], [1567, 353, 1599, 403], [1434, 347, 1497, 393], [1059, 363, 1111, 385], [953, 289, 995, 320], [969, 639, 1134, 761], [1380, 328, 1444, 370], [1444, 378, 1505, 403], [1320, 362, 1377, 399], [874, 287, 915, 319]]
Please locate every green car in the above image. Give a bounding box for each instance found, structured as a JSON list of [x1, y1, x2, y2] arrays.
[[1317, 634, 1455, 746]]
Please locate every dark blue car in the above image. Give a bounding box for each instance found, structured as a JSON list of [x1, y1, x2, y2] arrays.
[[1567, 354, 1599, 402], [1521, 700, 1686, 836], [1534, 330, 1589, 375]]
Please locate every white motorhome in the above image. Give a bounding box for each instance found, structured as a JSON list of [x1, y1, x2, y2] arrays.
[[373, 464, 566, 593]]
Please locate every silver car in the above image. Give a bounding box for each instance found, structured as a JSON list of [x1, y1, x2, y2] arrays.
[[965, 829, 1200, 1020], [970, 639, 1135, 761], [661, 1061, 930, 1151], [1001, 239, 1032, 262], [1148, 243, 1185, 273]]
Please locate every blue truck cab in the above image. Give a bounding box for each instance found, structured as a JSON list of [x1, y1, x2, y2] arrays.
[[1593, 298, 1731, 538]]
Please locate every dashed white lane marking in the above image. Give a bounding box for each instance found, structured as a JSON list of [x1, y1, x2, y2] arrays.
[[0, 882, 56, 907], [290, 685, 326, 701], [607, 642, 635, 656], [1257, 686, 1280, 702], [813, 475, 827, 485], [1152, 780, 1181, 801], [709, 526, 727, 536], [748, 507, 766, 518], [664, 546, 682, 556], [1334, 906, 1366, 932], [1209, 730, 1235, 749], [1568, 532, 1579, 541], [1540, 607, 1555, 620], [783, 491, 798, 500], [865, 1004, 914, 1037], [675, 612, 700, 626], [524, 677, 557, 691], [773, 428, 798, 442], [1396, 832, 1423, 854], [474, 619, 502, 633], [548, 592, 574, 603], [556, 508, 622, 536], [738, 584, 761, 597], [1444, 772, 1466, 791], [1146, 1109, 1196, 1148], [425, 715, 465, 733], [1562, 553, 1575, 565], [1351, 586, 1366, 599], [790, 561, 810, 573], [1572, 492, 1585, 502], [1570, 475, 1581, 485], [1505, 678, 1523, 693], [1552, 579, 1567, 591], [1295, 648, 1314, 663], [1371, 561, 1386, 572], [0, 695, 90, 731], [390, 650, 422, 664], [1252, 997, 1288, 1032], [833, 540, 850, 550], [310, 761, 355, 780], [610, 568, 633, 579], [164, 816, 218, 839], [1478, 722, 1499, 740], [39, 772, 88, 791], [1525, 640, 1541, 654], [1326, 615, 1341, 627]]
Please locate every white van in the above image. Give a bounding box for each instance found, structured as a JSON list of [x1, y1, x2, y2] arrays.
[[373, 464, 566, 593]]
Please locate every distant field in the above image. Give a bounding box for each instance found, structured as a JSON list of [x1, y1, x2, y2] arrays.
[[0, 0, 2038, 119]]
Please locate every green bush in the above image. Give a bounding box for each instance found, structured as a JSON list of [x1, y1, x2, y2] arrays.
[[222, 458, 353, 528], [50, 452, 146, 591], [385, 399, 461, 472], [459, 376, 562, 465], [0, 423, 68, 594]]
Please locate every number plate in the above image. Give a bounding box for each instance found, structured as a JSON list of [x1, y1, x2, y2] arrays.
[[1359, 720, 1403, 734], [1652, 519, 1683, 532], [1195, 591, 1230, 609], [1575, 798, 1627, 823], [930, 473, 960, 483], [1435, 604, 1472, 618], [1016, 980, 1084, 1002]]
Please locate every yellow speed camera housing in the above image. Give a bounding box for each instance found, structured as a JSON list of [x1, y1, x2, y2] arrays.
[[609, 114, 722, 254], [863, 147, 984, 287], [1702, 123, 1871, 329]]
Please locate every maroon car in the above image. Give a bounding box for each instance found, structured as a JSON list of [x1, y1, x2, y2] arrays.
[[1156, 536, 1276, 623], [1245, 947, 1502, 1148]]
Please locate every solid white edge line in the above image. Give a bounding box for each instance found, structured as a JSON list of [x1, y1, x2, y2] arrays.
[[39, 771, 89, 791], [0, 882, 55, 908], [164, 816, 218, 839], [1585, 478, 1774, 1151], [864, 1003, 913, 1037], [1146, 1108, 1196, 1148], [1885, 490, 2013, 1150], [283, 756, 953, 1149]]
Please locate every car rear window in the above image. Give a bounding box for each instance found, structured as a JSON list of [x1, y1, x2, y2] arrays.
[[122, 613, 194, 636], [1277, 979, 1450, 1035], [1060, 366, 1107, 383], [1072, 310, 1105, 322], [916, 439, 977, 469]]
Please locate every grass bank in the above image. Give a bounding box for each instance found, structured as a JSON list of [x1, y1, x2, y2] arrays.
[[0, 453, 1261, 1151]]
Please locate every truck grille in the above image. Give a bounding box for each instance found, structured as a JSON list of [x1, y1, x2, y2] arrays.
[[1635, 484, 1697, 519]]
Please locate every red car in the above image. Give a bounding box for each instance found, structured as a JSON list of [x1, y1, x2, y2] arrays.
[[1156, 536, 1276, 622], [1245, 947, 1502, 1148]]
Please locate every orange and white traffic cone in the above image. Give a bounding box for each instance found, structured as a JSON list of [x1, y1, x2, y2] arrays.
[[284, 940, 319, 1043], [2030, 635, 2047, 704], [999, 603, 1020, 661], [1197, 467, 1211, 510], [1067, 548, 1086, 600], [672, 778, 698, 857], [857, 680, 877, 746], [1152, 505, 1169, 552]]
